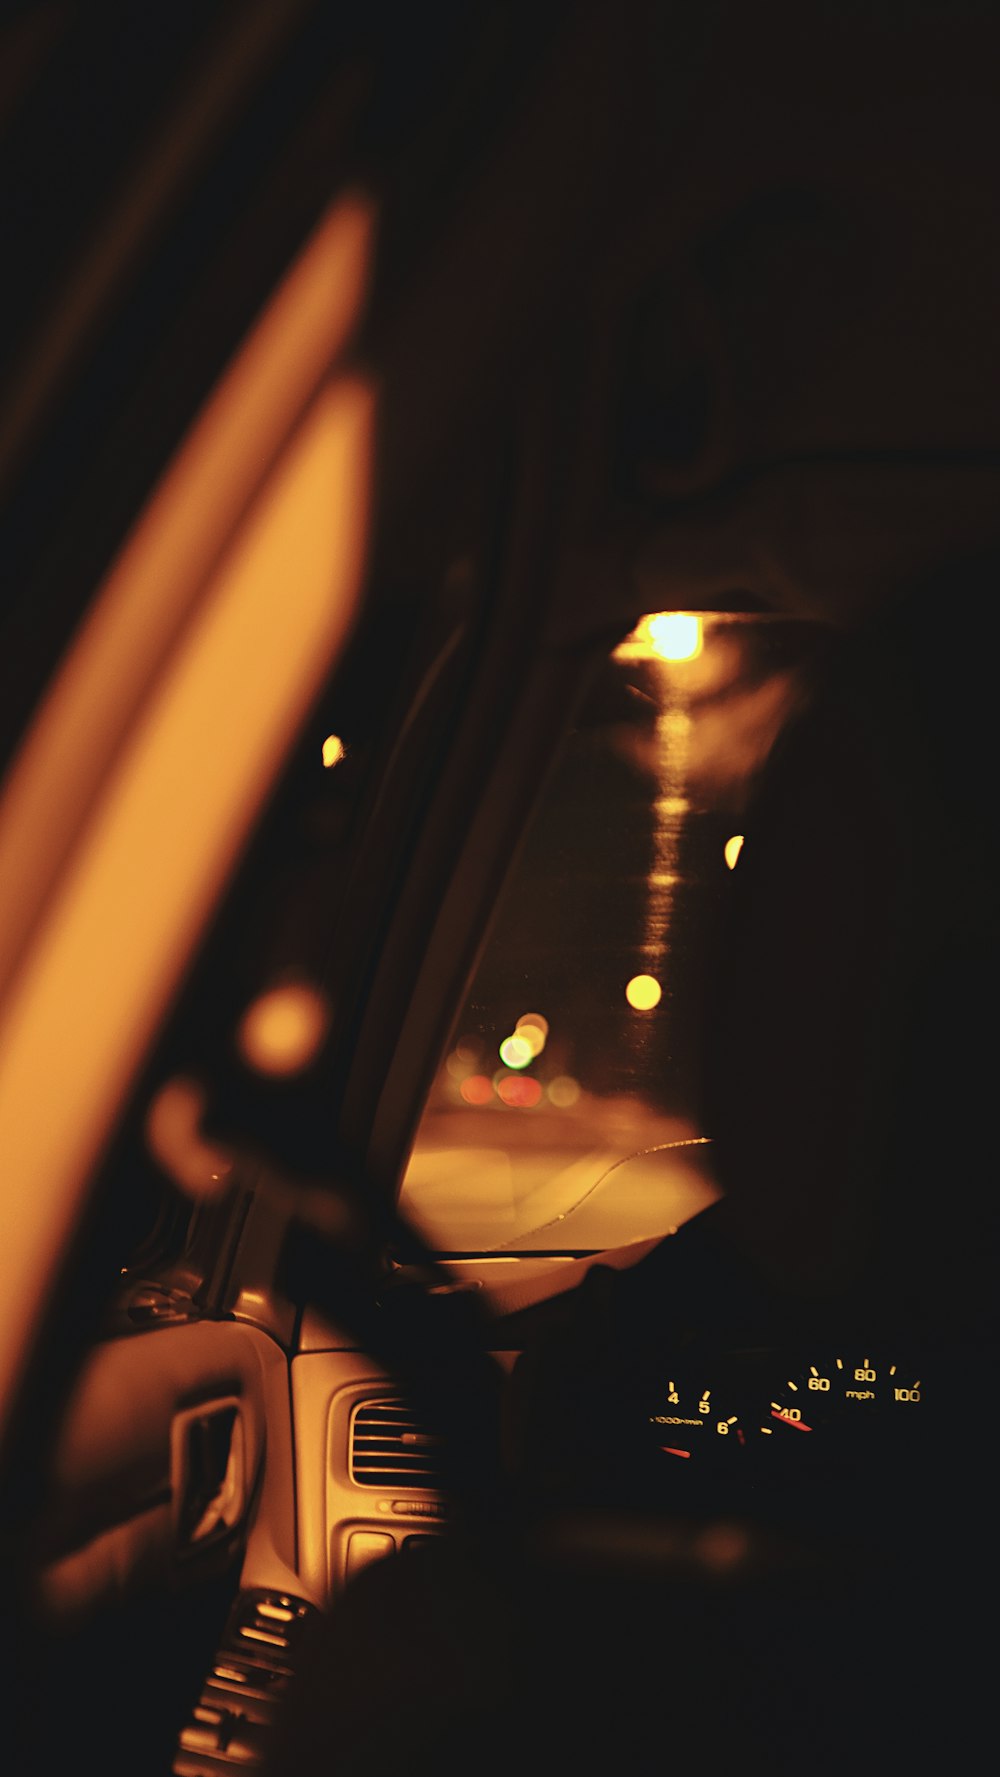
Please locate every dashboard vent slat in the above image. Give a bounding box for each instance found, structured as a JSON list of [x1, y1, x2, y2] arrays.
[[349, 1398, 444, 1491]]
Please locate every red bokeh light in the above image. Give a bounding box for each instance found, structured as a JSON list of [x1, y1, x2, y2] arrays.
[[496, 1073, 542, 1108], [460, 1073, 493, 1105]]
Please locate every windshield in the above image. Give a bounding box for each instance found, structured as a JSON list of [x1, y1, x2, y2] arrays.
[[401, 612, 819, 1253]]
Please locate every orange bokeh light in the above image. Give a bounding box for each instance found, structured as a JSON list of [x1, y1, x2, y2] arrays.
[[237, 982, 330, 1077], [145, 1077, 233, 1199]]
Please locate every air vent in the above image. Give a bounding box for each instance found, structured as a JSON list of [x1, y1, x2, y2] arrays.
[[349, 1397, 444, 1491]]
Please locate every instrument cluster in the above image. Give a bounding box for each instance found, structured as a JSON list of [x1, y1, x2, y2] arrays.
[[647, 1348, 927, 1463]]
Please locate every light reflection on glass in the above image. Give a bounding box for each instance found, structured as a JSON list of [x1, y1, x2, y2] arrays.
[[321, 733, 345, 768], [633, 698, 692, 1054], [404, 610, 812, 1251], [724, 834, 745, 870]]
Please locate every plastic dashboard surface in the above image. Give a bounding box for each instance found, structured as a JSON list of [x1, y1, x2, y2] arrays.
[[292, 1255, 604, 1602], [291, 1345, 510, 1604]]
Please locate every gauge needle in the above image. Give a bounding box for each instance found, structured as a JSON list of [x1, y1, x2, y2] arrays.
[[771, 1411, 812, 1432], [659, 1446, 692, 1458]]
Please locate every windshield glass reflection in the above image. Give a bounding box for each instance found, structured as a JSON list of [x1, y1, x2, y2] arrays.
[[402, 613, 820, 1253]]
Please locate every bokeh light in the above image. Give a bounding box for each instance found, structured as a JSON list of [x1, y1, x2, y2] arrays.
[[321, 733, 345, 768], [625, 973, 662, 1010], [548, 1075, 581, 1108], [499, 1033, 534, 1070], [460, 1074, 493, 1105], [145, 1078, 234, 1200], [496, 1073, 542, 1108], [724, 833, 745, 870], [237, 980, 330, 1075], [515, 1012, 549, 1055]]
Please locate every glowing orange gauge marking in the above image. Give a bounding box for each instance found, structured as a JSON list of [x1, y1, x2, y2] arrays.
[[771, 1411, 812, 1431]]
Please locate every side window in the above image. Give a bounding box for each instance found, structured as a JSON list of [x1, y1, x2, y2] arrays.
[[401, 611, 819, 1254]]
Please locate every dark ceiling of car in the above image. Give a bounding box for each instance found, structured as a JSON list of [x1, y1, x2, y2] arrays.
[[3, 3, 999, 708]]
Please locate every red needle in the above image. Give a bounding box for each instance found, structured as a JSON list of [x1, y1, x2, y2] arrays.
[[771, 1411, 812, 1432], [659, 1446, 692, 1458]]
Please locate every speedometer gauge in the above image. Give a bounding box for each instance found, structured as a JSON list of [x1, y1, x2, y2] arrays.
[[764, 1353, 925, 1439]]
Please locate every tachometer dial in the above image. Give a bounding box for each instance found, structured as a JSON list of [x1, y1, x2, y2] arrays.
[[648, 1378, 747, 1460]]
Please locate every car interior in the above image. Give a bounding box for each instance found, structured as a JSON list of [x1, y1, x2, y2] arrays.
[[1, 6, 997, 1773]]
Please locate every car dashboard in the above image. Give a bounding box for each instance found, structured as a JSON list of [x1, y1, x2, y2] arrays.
[[286, 1250, 968, 1603], [164, 1233, 987, 1775]]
